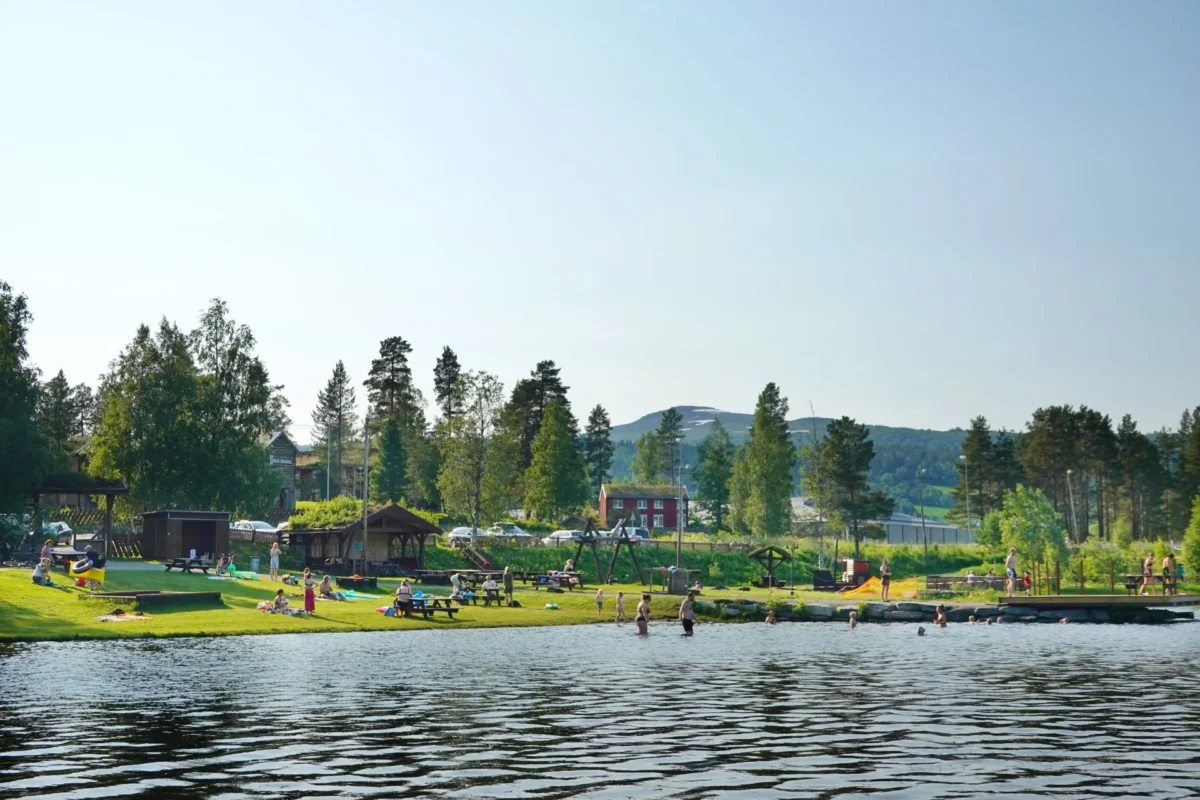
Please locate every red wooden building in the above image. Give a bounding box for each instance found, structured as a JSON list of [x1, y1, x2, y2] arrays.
[[599, 484, 688, 530]]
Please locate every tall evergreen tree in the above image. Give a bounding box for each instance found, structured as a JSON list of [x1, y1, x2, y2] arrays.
[[632, 431, 664, 484], [506, 360, 571, 470], [433, 346, 462, 423], [0, 281, 55, 514], [1021, 405, 1082, 521], [37, 370, 77, 452], [583, 404, 614, 498], [1116, 414, 1163, 540], [820, 415, 894, 556], [657, 407, 685, 482], [370, 416, 407, 504], [524, 399, 589, 521], [1176, 407, 1200, 534], [1078, 407, 1118, 541], [312, 360, 359, 497], [364, 336, 422, 426], [693, 418, 735, 532], [728, 383, 796, 539], [949, 416, 994, 525]]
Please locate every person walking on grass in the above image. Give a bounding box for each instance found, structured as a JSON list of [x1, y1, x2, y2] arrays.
[[595, 587, 605, 616], [1005, 548, 1018, 597], [503, 566, 514, 606], [879, 557, 892, 602], [269, 539, 282, 582], [615, 591, 627, 623], [302, 568, 316, 615]]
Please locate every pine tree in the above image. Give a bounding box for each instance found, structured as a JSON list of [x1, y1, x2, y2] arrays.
[[312, 360, 359, 497], [433, 346, 462, 423], [656, 407, 685, 482], [37, 370, 76, 452], [693, 418, 735, 532], [729, 383, 796, 539], [820, 415, 894, 556], [370, 416, 407, 504], [524, 399, 589, 521], [949, 416, 994, 525], [364, 336, 421, 425], [1177, 408, 1200, 534], [632, 431, 663, 484], [583, 404, 614, 498], [1183, 492, 1200, 579], [0, 281, 54, 514]]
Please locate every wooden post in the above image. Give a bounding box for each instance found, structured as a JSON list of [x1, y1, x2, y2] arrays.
[[1109, 558, 1115, 595], [1079, 555, 1085, 596], [104, 493, 113, 559], [1055, 560, 1061, 595]]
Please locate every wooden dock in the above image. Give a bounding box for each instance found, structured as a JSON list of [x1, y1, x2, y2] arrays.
[[998, 594, 1200, 609]]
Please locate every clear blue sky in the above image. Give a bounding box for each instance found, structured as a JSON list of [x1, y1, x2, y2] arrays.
[[3, 2, 1198, 442]]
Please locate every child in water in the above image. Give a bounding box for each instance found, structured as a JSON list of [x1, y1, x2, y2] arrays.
[[635, 593, 650, 635], [764, 609, 777, 625], [615, 591, 627, 622]]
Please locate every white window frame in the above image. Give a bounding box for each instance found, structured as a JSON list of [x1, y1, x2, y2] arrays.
[[653, 499, 664, 509], [613, 499, 624, 510], [637, 499, 647, 510], [653, 514, 664, 528]]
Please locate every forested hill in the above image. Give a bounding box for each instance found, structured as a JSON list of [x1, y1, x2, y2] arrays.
[[609, 406, 967, 515]]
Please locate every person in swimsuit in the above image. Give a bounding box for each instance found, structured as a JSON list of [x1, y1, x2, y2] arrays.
[[1163, 553, 1177, 596], [848, 610, 857, 629], [1140, 552, 1155, 596], [272, 589, 290, 613], [1005, 548, 1018, 597], [318, 575, 343, 600], [679, 591, 696, 636], [615, 591, 627, 623], [934, 605, 947, 628], [302, 568, 316, 614], [595, 587, 605, 616], [636, 593, 650, 635], [879, 558, 892, 602], [269, 540, 282, 582], [764, 608, 777, 625]]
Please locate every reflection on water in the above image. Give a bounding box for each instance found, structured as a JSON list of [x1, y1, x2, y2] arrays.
[[1, 622, 1198, 799]]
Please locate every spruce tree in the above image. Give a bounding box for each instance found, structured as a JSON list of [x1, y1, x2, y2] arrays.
[[364, 336, 421, 426], [312, 360, 359, 497], [433, 346, 462, 423], [370, 416, 407, 503], [632, 431, 663, 484], [584, 404, 614, 498], [693, 418, 735, 532], [949, 416, 994, 525], [657, 407, 685, 482], [731, 383, 796, 539], [524, 399, 588, 521], [505, 360, 572, 470], [37, 370, 76, 452], [0, 281, 54, 514]]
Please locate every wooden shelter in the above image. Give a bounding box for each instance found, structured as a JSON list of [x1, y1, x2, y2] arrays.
[[141, 510, 232, 561], [288, 504, 441, 574], [749, 545, 792, 588], [29, 474, 128, 557]]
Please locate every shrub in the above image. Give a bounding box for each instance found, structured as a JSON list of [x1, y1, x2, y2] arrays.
[[1181, 495, 1200, 580]]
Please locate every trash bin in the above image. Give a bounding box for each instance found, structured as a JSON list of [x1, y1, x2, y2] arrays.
[[249, 556, 261, 573]]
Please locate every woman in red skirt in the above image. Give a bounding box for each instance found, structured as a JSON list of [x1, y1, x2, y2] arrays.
[[302, 568, 316, 614]]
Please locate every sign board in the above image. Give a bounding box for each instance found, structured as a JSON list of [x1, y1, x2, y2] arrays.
[[352, 541, 363, 552]]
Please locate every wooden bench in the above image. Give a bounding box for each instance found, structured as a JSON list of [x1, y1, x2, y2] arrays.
[[164, 558, 213, 574], [481, 590, 506, 607], [393, 597, 460, 619]]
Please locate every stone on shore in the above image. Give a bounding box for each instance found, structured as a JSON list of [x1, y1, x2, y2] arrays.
[[883, 610, 925, 622], [1001, 606, 1038, 617], [806, 603, 835, 619], [974, 607, 1002, 617], [947, 608, 973, 623], [1039, 609, 1090, 622], [1089, 609, 1110, 623], [864, 603, 892, 619], [897, 602, 936, 614]]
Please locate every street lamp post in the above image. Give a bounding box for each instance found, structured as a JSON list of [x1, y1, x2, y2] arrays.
[[959, 454, 970, 537], [1066, 469, 1080, 544], [675, 437, 684, 569], [917, 467, 929, 563]]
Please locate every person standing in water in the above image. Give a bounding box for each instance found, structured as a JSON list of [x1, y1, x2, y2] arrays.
[[1005, 548, 1018, 597], [879, 558, 892, 602], [679, 591, 696, 636], [635, 593, 651, 635], [269, 539, 282, 582]]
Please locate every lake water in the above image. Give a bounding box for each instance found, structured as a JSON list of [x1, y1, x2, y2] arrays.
[[1, 621, 1198, 799]]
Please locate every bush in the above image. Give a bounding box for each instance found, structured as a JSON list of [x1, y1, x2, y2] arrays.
[[288, 496, 364, 530], [1181, 495, 1200, 580]]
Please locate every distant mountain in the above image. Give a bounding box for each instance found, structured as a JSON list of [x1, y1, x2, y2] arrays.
[[609, 406, 967, 517]]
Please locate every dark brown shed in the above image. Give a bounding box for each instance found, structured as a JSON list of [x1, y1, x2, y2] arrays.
[[140, 510, 232, 561]]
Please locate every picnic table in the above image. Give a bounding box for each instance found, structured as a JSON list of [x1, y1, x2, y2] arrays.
[[531, 572, 583, 591], [48, 547, 86, 569], [164, 558, 214, 574], [481, 588, 507, 607], [407, 596, 459, 619]]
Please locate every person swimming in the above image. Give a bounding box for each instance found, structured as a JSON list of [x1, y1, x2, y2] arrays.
[[917, 627, 926, 636]]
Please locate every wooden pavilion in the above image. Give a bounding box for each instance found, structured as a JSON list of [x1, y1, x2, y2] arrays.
[[288, 504, 441, 574], [29, 474, 128, 557]]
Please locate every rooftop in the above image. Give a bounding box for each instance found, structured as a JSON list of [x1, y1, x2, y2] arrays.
[[601, 484, 690, 500]]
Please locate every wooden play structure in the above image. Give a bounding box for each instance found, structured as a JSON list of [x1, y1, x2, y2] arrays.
[[570, 518, 644, 585], [749, 545, 792, 588]]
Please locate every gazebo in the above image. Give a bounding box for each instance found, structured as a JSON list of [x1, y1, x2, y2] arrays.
[[288, 504, 441, 574], [749, 545, 793, 588], [29, 474, 128, 557]]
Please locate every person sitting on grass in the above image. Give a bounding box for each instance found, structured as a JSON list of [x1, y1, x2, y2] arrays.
[[272, 589, 290, 613], [318, 575, 344, 600], [31, 558, 52, 586], [394, 580, 414, 616]]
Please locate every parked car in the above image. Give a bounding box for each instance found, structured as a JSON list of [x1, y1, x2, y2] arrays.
[[487, 522, 526, 536], [608, 526, 650, 542], [233, 520, 278, 535], [542, 529, 584, 545], [446, 527, 486, 545]]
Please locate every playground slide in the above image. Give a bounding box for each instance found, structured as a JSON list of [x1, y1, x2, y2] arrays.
[[840, 576, 920, 598], [69, 562, 105, 583]]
